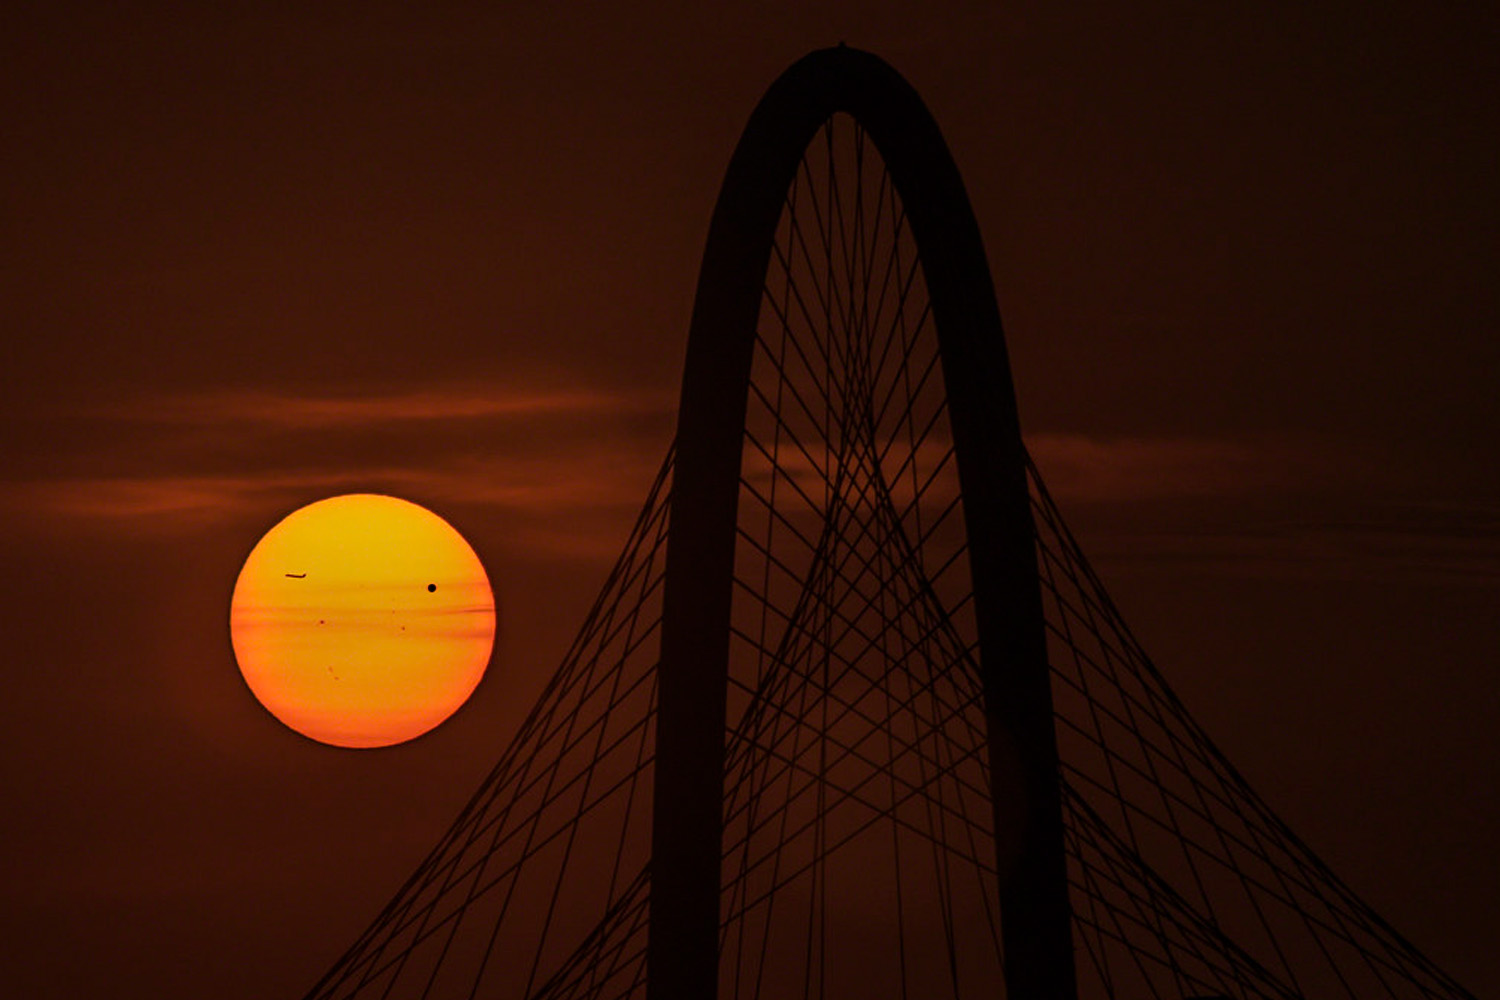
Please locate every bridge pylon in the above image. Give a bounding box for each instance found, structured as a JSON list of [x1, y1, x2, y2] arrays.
[[651, 44, 1074, 1000]]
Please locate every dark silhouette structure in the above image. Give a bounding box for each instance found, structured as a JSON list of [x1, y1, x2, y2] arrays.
[[653, 46, 1071, 1000], [303, 48, 1475, 1000]]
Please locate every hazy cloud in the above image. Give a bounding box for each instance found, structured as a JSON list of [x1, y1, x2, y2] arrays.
[[8, 420, 1326, 526], [95, 385, 672, 429], [1025, 432, 1337, 504], [3, 383, 673, 560], [17, 406, 1475, 581], [11, 450, 664, 528]]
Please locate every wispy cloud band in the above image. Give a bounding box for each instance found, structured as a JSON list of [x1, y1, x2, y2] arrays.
[[9, 385, 1488, 581], [102, 386, 670, 428]]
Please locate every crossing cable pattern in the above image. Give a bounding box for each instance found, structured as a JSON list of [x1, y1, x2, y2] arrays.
[[717, 111, 1476, 1000], [1031, 456, 1477, 1000], [715, 113, 1002, 1000], [303, 109, 1474, 1000], [304, 456, 671, 1000]]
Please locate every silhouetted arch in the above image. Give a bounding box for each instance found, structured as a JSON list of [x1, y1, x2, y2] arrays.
[[651, 46, 1076, 1000]]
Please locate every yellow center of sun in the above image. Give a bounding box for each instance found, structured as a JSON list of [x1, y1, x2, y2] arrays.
[[229, 494, 496, 748]]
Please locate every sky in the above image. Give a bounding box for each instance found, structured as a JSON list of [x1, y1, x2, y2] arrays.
[[2, 1, 1496, 996]]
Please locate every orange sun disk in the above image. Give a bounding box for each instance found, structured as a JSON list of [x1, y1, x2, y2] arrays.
[[230, 494, 496, 748]]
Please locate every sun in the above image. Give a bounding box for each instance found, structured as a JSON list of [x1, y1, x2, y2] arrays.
[[229, 494, 496, 748]]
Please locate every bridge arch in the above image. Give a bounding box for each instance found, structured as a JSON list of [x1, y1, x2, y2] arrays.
[[651, 45, 1076, 1000]]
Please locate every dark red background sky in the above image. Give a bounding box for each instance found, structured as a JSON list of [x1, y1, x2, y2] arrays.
[[3, 2, 1496, 996]]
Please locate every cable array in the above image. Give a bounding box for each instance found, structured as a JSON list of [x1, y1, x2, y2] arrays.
[[304, 455, 671, 1000], [718, 113, 1001, 1000], [1032, 455, 1475, 1000], [305, 109, 1473, 1000]]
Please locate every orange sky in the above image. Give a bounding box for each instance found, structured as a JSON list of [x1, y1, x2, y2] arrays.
[[2, 2, 1496, 996]]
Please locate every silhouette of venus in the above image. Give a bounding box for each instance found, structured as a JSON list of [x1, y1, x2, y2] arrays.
[[230, 494, 495, 748]]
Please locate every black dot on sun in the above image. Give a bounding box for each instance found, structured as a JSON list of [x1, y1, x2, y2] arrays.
[[427, 583, 437, 592]]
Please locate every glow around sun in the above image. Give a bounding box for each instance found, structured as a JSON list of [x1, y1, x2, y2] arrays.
[[230, 494, 496, 748]]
